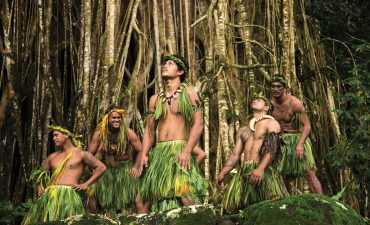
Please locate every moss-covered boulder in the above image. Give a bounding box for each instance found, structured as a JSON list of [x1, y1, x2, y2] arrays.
[[237, 194, 367, 225], [24, 195, 370, 225], [30, 204, 216, 225], [117, 204, 216, 225]]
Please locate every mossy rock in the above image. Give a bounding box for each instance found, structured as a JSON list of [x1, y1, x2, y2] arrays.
[[30, 204, 216, 225], [238, 194, 367, 225], [30, 214, 118, 225], [117, 204, 216, 225]]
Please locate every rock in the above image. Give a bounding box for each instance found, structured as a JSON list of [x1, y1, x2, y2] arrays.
[[23, 195, 369, 225], [117, 204, 217, 225], [238, 194, 367, 225], [30, 204, 216, 225]]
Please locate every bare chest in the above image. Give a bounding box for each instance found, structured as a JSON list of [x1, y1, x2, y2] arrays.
[[272, 103, 295, 123], [51, 154, 83, 171]]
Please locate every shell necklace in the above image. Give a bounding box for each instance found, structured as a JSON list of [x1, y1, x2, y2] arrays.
[[248, 115, 275, 131]]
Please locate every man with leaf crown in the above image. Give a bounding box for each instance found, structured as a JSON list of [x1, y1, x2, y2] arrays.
[[137, 53, 208, 212], [270, 75, 323, 194], [217, 94, 288, 211], [86, 106, 150, 213], [23, 126, 106, 225]]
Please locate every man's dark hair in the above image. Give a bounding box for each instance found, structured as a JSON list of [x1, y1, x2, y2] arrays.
[[270, 75, 286, 87], [163, 53, 189, 82]]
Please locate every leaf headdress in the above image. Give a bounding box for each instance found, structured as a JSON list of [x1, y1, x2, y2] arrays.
[[99, 109, 128, 155], [47, 125, 82, 149]]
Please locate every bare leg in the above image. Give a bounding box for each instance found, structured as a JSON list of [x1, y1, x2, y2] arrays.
[[135, 193, 151, 214], [86, 196, 97, 213], [305, 163, 323, 194], [180, 197, 195, 206]]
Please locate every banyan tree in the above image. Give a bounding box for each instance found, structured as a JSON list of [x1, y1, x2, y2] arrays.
[[0, 0, 369, 217]]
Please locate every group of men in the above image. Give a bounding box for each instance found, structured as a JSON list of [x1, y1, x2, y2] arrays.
[[22, 53, 322, 224]]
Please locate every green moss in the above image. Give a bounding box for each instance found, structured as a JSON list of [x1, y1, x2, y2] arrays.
[[26, 196, 368, 225], [239, 194, 366, 225]]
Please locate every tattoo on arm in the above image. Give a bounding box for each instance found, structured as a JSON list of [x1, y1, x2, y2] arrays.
[[224, 153, 239, 168], [83, 152, 99, 169]]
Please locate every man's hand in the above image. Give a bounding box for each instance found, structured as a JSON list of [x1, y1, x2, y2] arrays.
[[139, 155, 148, 173], [216, 172, 225, 188], [295, 143, 305, 160], [37, 186, 45, 196], [71, 183, 89, 191], [249, 167, 264, 185], [129, 166, 141, 178], [177, 151, 191, 170]]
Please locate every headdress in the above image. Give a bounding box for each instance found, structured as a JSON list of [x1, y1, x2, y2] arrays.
[[271, 75, 286, 87], [252, 92, 272, 109], [163, 52, 188, 75], [99, 108, 128, 154], [47, 125, 82, 149]]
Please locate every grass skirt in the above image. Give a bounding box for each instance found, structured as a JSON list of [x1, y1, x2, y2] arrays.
[[140, 140, 207, 208], [223, 162, 288, 211], [94, 160, 139, 210], [278, 133, 315, 180], [22, 185, 84, 225]]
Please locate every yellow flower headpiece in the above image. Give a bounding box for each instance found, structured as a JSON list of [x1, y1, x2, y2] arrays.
[[47, 125, 83, 149], [99, 109, 128, 154]]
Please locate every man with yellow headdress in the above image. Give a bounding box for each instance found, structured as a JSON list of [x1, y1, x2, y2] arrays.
[[86, 106, 149, 213], [22, 126, 107, 225]]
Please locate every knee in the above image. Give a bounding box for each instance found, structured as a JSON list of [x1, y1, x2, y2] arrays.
[[135, 196, 144, 208], [305, 168, 316, 180]]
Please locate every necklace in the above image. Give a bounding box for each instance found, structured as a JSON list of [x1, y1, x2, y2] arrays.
[[160, 85, 184, 105], [248, 115, 275, 131]]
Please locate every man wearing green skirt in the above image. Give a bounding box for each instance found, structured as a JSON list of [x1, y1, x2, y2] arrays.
[[217, 94, 288, 211], [138, 53, 207, 213], [270, 76, 323, 194], [23, 126, 106, 225], [87, 107, 150, 213]]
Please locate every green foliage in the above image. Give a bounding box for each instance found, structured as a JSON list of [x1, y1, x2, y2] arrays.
[[307, 0, 370, 215], [327, 43, 370, 203], [0, 201, 32, 224]]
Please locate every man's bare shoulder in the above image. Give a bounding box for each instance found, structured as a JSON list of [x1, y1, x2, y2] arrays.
[[266, 119, 281, 133], [184, 86, 200, 102], [289, 96, 305, 113], [92, 129, 102, 139], [47, 151, 60, 161]]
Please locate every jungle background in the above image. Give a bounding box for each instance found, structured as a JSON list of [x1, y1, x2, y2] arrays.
[[0, 0, 369, 221]]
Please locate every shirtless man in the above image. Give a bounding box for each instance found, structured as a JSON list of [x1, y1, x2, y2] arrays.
[[270, 75, 322, 194], [217, 95, 288, 211], [86, 107, 149, 213], [23, 126, 106, 225], [138, 53, 207, 212]]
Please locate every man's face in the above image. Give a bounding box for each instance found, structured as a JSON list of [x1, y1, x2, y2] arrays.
[[251, 98, 268, 111], [52, 130, 68, 147], [161, 60, 184, 79], [108, 111, 122, 129], [270, 81, 285, 98]]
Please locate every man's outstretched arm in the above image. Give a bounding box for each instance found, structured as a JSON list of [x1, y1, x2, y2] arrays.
[[216, 127, 249, 185]]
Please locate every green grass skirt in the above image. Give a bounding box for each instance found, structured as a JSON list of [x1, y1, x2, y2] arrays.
[[22, 185, 84, 225], [93, 160, 139, 210], [277, 133, 316, 180], [223, 162, 288, 211], [140, 140, 207, 209]]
